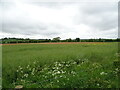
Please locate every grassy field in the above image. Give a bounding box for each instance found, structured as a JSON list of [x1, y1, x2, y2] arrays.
[[2, 42, 120, 88]]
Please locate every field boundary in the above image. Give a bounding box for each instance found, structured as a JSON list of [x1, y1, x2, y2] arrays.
[[0, 42, 108, 45]]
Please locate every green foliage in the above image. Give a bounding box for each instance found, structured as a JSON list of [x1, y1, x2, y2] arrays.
[[2, 42, 119, 88], [75, 38, 80, 42], [52, 37, 61, 42], [1, 37, 120, 44]]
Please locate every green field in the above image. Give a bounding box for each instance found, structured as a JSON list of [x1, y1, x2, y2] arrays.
[[2, 42, 120, 88]]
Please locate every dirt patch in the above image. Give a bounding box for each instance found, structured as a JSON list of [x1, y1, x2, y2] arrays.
[[1, 42, 107, 45]]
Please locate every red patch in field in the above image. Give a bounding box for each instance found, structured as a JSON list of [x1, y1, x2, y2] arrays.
[[1, 42, 106, 45]]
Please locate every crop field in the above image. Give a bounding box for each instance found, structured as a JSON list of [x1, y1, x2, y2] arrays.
[[2, 42, 120, 88]]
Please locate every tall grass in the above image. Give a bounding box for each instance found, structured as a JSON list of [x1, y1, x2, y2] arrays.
[[2, 42, 119, 88]]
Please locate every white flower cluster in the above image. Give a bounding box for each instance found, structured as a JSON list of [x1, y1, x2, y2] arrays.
[[100, 72, 107, 75]]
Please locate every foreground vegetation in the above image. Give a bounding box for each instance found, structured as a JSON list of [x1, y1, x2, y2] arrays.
[[2, 42, 120, 88]]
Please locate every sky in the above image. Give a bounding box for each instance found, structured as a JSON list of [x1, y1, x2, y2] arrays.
[[0, 0, 119, 39]]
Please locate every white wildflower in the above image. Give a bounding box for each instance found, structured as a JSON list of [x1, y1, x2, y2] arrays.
[[100, 72, 107, 75], [71, 71, 76, 75], [16, 70, 19, 72], [73, 62, 76, 64], [61, 70, 65, 74], [24, 74, 28, 77], [57, 80, 59, 82], [60, 76, 63, 78], [33, 61, 36, 64], [52, 73, 55, 76], [55, 76, 57, 79], [100, 72, 104, 75], [21, 79, 25, 83], [15, 85, 23, 89], [26, 65, 29, 69], [115, 68, 119, 72], [97, 83, 100, 86], [32, 68, 35, 73], [56, 67, 59, 70], [58, 63, 62, 66], [47, 71, 51, 74], [57, 71, 60, 74], [31, 73, 34, 75], [66, 64, 69, 67]]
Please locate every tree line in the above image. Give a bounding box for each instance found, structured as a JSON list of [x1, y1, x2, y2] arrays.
[[0, 37, 120, 44]]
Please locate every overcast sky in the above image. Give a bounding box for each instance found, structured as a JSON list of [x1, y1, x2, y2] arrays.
[[0, 0, 119, 39]]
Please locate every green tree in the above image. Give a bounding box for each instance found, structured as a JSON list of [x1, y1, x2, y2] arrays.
[[66, 38, 72, 42], [52, 37, 61, 42], [75, 38, 80, 42]]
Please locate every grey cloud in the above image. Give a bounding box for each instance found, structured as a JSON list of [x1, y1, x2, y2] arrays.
[[3, 22, 47, 34], [1, 1, 118, 39], [2, 20, 65, 36], [27, 2, 79, 10], [74, 2, 118, 31]]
